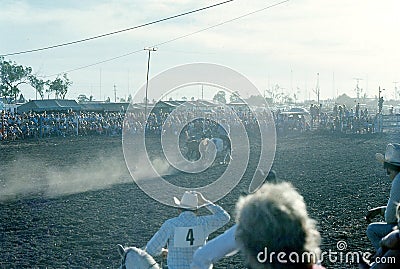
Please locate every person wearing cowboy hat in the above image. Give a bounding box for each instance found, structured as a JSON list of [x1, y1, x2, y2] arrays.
[[145, 191, 230, 269], [191, 170, 279, 269], [366, 143, 400, 250], [359, 204, 400, 269]]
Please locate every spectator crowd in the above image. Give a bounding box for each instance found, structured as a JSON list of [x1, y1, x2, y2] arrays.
[[275, 103, 378, 135], [0, 102, 383, 142], [0, 108, 273, 142], [0, 111, 125, 141]]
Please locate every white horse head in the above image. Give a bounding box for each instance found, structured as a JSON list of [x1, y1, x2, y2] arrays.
[[117, 244, 161, 269], [201, 137, 231, 164]]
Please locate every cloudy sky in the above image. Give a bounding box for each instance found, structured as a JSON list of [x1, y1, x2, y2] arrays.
[[1, 0, 399, 103]]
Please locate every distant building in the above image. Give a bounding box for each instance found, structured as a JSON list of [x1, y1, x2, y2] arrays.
[[17, 99, 81, 113], [79, 102, 132, 113]]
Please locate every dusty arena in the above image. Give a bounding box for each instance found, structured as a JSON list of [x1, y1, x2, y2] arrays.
[[1, 131, 400, 268]]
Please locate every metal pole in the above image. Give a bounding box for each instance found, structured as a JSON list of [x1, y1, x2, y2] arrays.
[[144, 47, 157, 122], [76, 113, 79, 136], [145, 50, 151, 121], [378, 86, 381, 103], [114, 84, 117, 103], [1, 111, 4, 139], [317, 73, 320, 105]]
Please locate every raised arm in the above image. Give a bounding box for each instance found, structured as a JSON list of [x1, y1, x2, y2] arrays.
[[194, 191, 230, 233]]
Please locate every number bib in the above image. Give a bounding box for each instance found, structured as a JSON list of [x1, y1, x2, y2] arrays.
[[173, 226, 206, 248]]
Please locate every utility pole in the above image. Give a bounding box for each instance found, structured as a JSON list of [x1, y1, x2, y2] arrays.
[[113, 84, 117, 102], [314, 73, 320, 105], [1, 111, 4, 139], [353, 78, 363, 101], [393, 81, 399, 100], [290, 69, 293, 93], [144, 47, 157, 121], [99, 68, 102, 101], [332, 72, 335, 100]]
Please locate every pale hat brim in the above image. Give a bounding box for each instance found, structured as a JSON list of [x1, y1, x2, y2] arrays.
[[376, 144, 400, 167], [173, 195, 198, 210]]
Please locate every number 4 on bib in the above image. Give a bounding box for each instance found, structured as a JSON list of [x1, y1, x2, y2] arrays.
[[174, 226, 206, 247], [186, 228, 195, 245]]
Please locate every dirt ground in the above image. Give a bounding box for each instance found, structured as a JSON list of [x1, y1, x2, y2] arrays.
[[1, 131, 400, 268]]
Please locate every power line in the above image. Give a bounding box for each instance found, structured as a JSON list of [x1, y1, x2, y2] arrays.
[[45, 0, 290, 77], [156, 0, 290, 48], [44, 49, 144, 77], [0, 0, 235, 57]]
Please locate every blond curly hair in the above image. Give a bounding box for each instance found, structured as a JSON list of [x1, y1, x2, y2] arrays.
[[235, 182, 321, 269]]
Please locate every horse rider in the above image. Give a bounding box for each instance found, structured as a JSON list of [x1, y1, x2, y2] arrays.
[[366, 143, 400, 250], [145, 191, 230, 269]]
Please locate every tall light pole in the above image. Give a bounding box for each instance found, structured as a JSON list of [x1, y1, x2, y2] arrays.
[[393, 81, 399, 100], [314, 72, 320, 105], [353, 77, 363, 101], [144, 46, 157, 121]]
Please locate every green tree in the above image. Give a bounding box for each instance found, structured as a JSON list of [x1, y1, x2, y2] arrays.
[[77, 94, 90, 103], [0, 57, 32, 103], [213, 90, 226, 104], [127, 94, 133, 103], [48, 73, 72, 99], [229, 91, 242, 103], [265, 84, 283, 104], [29, 75, 47, 100], [245, 95, 266, 106]]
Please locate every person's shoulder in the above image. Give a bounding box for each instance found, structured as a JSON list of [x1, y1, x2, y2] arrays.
[[162, 216, 180, 226], [392, 173, 400, 185]]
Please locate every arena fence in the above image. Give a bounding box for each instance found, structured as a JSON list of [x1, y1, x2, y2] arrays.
[[376, 114, 400, 133]]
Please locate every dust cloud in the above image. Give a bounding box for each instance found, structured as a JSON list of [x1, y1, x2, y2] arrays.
[[0, 154, 131, 201], [126, 155, 177, 180]]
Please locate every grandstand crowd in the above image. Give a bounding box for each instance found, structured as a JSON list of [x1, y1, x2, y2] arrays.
[[275, 103, 377, 134], [0, 103, 380, 141]]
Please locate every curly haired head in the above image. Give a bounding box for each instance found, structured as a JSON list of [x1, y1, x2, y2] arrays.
[[235, 182, 321, 269]]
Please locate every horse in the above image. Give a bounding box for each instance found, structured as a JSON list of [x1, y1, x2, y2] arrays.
[[117, 244, 161, 269], [200, 136, 231, 165], [184, 136, 201, 161]]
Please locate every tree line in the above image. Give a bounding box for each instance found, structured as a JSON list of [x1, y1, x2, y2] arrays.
[[0, 57, 72, 104]]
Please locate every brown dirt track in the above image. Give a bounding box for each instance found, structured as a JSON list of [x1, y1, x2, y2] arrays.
[[1, 132, 400, 268]]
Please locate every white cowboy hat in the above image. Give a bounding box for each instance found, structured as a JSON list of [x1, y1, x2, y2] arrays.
[[173, 191, 198, 210], [376, 143, 400, 167]]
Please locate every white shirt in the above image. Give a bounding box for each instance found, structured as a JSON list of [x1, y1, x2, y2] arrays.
[[190, 225, 239, 269], [146, 203, 230, 269], [385, 172, 400, 224]]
